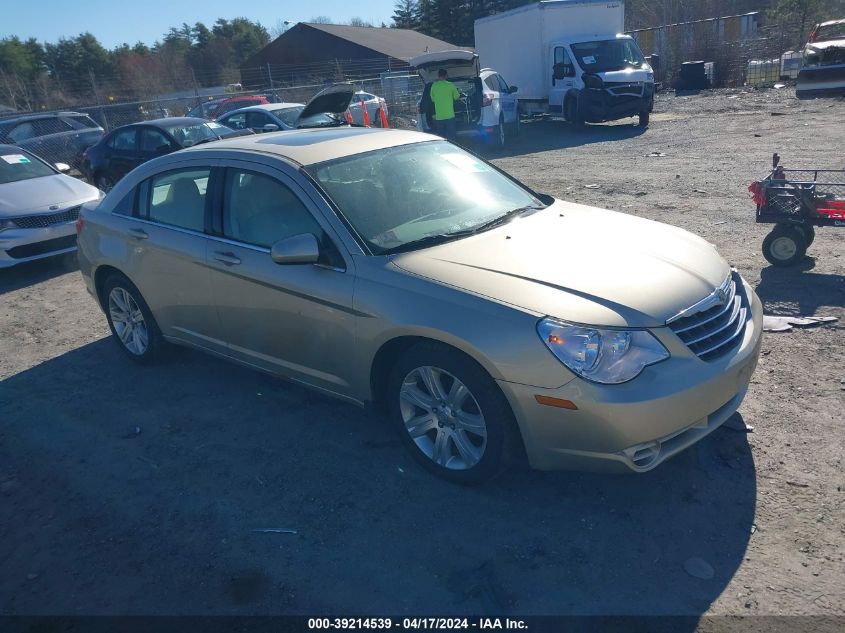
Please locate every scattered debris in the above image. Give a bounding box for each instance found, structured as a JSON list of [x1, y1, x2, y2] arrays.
[[724, 416, 754, 433], [647, 152, 667, 157], [584, 184, 600, 189], [634, 191, 647, 197], [773, 83, 786, 89], [770, 112, 789, 116], [763, 315, 838, 332], [694, 189, 708, 194], [122, 426, 141, 439], [26, 573, 38, 581], [713, 220, 727, 225], [727, 95, 740, 99], [750, 524, 758, 534], [252, 528, 297, 534], [754, 133, 762, 137], [786, 481, 809, 488], [398, 467, 405, 474], [683, 557, 715, 580]]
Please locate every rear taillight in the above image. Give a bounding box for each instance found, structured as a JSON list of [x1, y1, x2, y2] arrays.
[[482, 94, 493, 107], [75, 215, 84, 235]]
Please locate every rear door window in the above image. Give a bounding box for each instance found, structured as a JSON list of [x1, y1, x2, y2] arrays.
[[31, 118, 73, 137], [483, 75, 499, 91], [62, 115, 100, 130], [8, 122, 37, 142], [108, 128, 138, 151], [222, 168, 322, 248], [139, 128, 173, 155], [144, 168, 210, 233]]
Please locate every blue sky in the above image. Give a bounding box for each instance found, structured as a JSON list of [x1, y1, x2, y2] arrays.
[[4, 0, 399, 48]]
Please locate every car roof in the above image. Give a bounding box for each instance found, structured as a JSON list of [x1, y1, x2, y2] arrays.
[[119, 117, 210, 130], [222, 95, 268, 102], [818, 19, 845, 27], [0, 111, 89, 125], [180, 127, 437, 166], [222, 103, 304, 115]]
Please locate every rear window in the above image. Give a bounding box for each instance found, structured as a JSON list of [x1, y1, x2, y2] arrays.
[[0, 150, 55, 184], [62, 115, 100, 130]]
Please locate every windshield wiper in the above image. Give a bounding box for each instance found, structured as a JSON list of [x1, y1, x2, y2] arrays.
[[464, 204, 546, 235], [380, 230, 476, 255], [380, 204, 546, 255]]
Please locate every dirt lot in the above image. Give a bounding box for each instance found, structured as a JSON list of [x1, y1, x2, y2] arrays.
[[1, 88, 843, 621]]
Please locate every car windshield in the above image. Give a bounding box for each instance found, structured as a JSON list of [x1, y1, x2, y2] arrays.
[[309, 141, 544, 254], [272, 106, 341, 128], [571, 39, 646, 72], [0, 150, 54, 184], [815, 22, 845, 42], [162, 122, 225, 147]]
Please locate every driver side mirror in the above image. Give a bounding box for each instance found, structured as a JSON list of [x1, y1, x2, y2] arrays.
[[262, 123, 280, 132], [55, 162, 71, 172], [271, 233, 320, 265], [507, 85, 518, 94]]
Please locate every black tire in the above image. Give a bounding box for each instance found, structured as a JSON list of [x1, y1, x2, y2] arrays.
[[95, 173, 114, 193], [102, 273, 164, 362], [511, 112, 521, 137], [795, 224, 815, 247], [762, 225, 807, 267], [565, 97, 583, 127], [387, 342, 519, 484], [491, 115, 506, 149], [638, 109, 650, 127]]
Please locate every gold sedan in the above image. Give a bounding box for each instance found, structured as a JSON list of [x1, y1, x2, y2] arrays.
[[77, 128, 762, 483]]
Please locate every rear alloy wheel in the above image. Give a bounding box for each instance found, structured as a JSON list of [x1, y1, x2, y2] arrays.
[[103, 274, 163, 362], [762, 225, 806, 267], [96, 174, 114, 193], [388, 343, 516, 484]]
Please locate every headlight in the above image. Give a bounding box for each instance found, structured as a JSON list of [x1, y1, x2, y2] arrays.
[[0, 218, 15, 232], [537, 318, 669, 384]]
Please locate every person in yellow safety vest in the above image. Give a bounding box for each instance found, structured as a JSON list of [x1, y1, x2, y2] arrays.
[[429, 69, 461, 142]]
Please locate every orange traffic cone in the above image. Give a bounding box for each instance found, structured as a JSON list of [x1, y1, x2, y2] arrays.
[[345, 110, 353, 124], [378, 107, 389, 128], [361, 100, 370, 127]]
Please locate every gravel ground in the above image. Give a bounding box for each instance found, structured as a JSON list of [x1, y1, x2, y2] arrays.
[[1, 88, 843, 621]]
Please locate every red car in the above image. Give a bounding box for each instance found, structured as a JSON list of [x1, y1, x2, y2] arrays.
[[186, 95, 270, 120]]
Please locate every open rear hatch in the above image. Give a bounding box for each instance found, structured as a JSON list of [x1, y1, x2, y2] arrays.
[[298, 83, 355, 121], [410, 50, 480, 82]]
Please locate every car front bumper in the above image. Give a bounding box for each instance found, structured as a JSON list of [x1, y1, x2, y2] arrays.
[[498, 285, 763, 472], [0, 223, 77, 268]]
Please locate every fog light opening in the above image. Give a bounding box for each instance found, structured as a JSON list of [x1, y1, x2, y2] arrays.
[[625, 441, 661, 468]]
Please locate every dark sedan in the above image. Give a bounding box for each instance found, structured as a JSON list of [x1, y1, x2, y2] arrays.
[[80, 117, 251, 191]]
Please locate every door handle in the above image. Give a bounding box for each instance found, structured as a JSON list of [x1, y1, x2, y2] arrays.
[[128, 228, 148, 240], [213, 251, 241, 266]]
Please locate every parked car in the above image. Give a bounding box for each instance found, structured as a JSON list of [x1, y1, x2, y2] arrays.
[[77, 128, 762, 483], [0, 112, 104, 175], [186, 95, 271, 120], [413, 51, 520, 148], [80, 117, 252, 191], [348, 90, 388, 125], [217, 84, 356, 133], [797, 18, 845, 98], [0, 145, 101, 268], [474, 1, 655, 126]]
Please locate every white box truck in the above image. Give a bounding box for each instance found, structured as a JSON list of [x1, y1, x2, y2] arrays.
[[474, 0, 655, 126]]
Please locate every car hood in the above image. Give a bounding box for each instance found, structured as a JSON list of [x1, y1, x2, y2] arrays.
[[391, 202, 730, 328], [805, 39, 845, 52], [298, 83, 355, 120], [598, 66, 654, 82], [0, 173, 101, 216]]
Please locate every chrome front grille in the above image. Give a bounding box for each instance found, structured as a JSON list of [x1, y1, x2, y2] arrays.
[[667, 273, 748, 361], [12, 206, 80, 229]]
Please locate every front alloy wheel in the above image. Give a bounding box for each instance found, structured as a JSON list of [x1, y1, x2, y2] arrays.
[[399, 366, 487, 470], [388, 342, 517, 483]]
